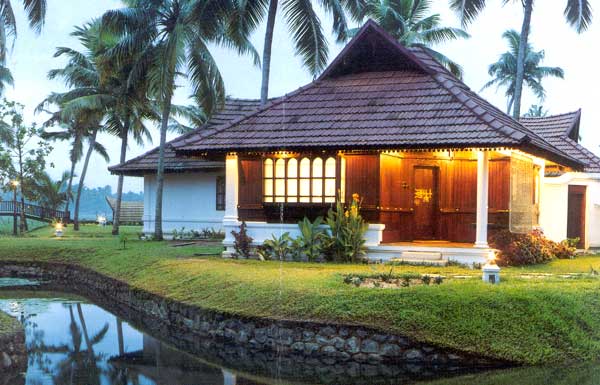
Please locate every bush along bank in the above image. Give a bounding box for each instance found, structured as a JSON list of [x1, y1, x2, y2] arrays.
[[0, 261, 508, 372], [0, 311, 27, 384]]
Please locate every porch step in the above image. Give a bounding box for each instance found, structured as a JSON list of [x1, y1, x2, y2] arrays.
[[401, 251, 442, 261]]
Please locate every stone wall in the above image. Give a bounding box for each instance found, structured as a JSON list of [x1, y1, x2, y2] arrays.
[[0, 261, 505, 375], [0, 312, 26, 385]]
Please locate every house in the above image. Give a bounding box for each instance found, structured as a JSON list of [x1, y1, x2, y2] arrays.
[[521, 111, 600, 249], [110, 20, 597, 263]]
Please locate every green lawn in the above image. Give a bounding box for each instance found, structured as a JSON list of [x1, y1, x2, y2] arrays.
[[1, 224, 600, 365], [0, 217, 48, 234], [0, 308, 20, 336]]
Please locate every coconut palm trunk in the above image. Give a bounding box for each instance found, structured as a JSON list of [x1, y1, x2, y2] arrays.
[[112, 120, 129, 235], [73, 128, 98, 231], [260, 0, 279, 105], [65, 157, 76, 222], [16, 148, 27, 232], [154, 97, 172, 240], [512, 0, 533, 119]]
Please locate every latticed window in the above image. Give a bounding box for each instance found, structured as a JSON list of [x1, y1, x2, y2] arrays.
[[216, 176, 226, 211], [263, 157, 336, 203]]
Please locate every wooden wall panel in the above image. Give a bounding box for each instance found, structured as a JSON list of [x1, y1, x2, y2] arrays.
[[380, 154, 413, 241], [345, 154, 380, 222], [238, 157, 265, 221], [489, 158, 510, 210]]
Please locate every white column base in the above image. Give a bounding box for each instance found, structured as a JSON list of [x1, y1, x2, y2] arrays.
[[474, 241, 490, 249]]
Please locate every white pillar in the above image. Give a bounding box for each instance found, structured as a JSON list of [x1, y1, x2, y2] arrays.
[[222, 153, 239, 257], [475, 150, 489, 248], [224, 153, 239, 221]]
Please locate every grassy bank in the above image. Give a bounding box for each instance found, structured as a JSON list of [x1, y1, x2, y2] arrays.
[[1, 224, 600, 365], [0, 309, 21, 336]]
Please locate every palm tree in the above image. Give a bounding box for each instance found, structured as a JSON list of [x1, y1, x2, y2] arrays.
[[0, 0, 47, 93], [353, 0, 469, 78], [43, 22, 113, 230], [235, 0, 364, 104], [33, 171, 70, 211], [481, 30, 564, 116], [102, 0, 258, 240], [449, 0, 591, 118], [523, 104, 548, 118]]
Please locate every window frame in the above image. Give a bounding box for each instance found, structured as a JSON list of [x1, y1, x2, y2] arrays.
[[263, 155, 337, 204], [216, 175, 226, 211]]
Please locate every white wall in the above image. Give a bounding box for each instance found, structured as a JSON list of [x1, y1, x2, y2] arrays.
[[143, 172, 225, 235], [540, 172, 600, 248]]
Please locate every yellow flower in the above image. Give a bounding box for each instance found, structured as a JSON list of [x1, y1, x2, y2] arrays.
[[352, 193, 360, 201], [344, 210, 350, 218]]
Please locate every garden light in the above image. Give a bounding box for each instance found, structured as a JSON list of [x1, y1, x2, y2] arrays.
[[55, 222, 64, 237], [482, 249, 500, 284]]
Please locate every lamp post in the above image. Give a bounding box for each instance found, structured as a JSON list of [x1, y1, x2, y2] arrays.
[[11, 180, 19, 236], [482, 249, 501, 284]]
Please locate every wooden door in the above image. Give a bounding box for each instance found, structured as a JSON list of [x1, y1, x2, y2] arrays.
[[413, 167, 438, 239], [567, 185, 586, 248]]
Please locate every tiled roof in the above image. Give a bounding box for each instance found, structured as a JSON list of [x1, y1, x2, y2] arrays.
[[174, 21, 582, 169], [520, 111, 600, 173], [109, 98, 261, 175], [520, 110, 580, 139]]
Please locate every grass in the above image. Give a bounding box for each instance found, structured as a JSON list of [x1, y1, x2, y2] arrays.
[[1, 224, 600, 365], [0, 307, 21, 336], [0, 217, 48, 234]]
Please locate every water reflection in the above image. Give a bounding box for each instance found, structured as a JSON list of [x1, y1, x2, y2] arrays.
[[1, 292, 600, 385], [0, 293, 250, 385]]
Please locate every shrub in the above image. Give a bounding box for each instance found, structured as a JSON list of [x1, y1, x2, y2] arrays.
[[231, 221, 253, 259], [324, 193, 368, 263], [296, 217, 326, 262], [490, 229, 576, 266], [262, 232, 294, 261], [553, 238, 578, 259]]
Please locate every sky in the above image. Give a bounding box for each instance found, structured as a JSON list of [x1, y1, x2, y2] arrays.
[[5, 0, 600, 193]]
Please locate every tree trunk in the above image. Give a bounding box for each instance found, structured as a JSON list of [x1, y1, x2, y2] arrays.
[[513, 0, 534, 119], [154, 97, 172, 240], [17, 148, 27, 232], [65, 157, 76, 223], [77, 303, 94, 358], [73, 129, 98, 231], [260, 0, 279, 105], [112, 120, 129, 235]]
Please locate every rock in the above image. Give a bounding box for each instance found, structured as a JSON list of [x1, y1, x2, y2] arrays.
[[373, 334, 388, 343], [278, 328, 294, 345], [345, 337, 360, 354], [303, 330, 315, 341], [319, 326, 337, 337], [316, 335, 333, 345], [1, 352, 12, 368], [254, 328, 267, 344], [404, 349, 424, 361], [321, 345, 337, 355], [367, 353, 383, 363], [360, 339, 379, 354], [380, 343, 402, 357], [291, 342, 305, 352], [304, 342, 320, 355], [331, 336, 345, 349]]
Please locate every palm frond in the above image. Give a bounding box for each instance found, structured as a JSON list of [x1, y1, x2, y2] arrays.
[[282, 0, 328, 76], [564, 0, 592, 33], [448, 0, 487, 27]]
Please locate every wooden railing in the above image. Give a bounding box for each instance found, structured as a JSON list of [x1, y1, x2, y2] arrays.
[[0, 201, 70, 222]]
